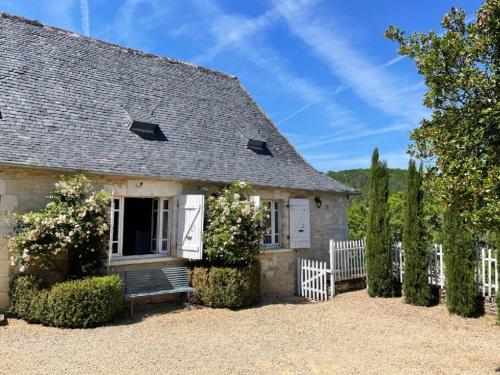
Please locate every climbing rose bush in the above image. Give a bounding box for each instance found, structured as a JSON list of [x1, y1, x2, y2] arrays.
[[8, 174, 111, 279], [203, 180, 264, 266]]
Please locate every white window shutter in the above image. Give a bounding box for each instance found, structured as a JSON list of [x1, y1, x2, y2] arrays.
[[289, 198, 311, 249], [177, 195, 204, 259], [249, 195, 260, 209]]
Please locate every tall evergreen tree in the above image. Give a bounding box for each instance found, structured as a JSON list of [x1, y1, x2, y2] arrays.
[[366, 149, 394, 297], [443, 207, 477, 317], [403, 161, 431, 306]]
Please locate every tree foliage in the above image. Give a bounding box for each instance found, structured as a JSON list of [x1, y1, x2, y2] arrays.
[[403, 161, 432, 306], [347, 202, 368, 240], [385, 1, 500, 231], [8, 174, 110, 279], [442, 206, 478, 317], [388, 191, 405, 244], [346, 179, 442, 244], [328, 168, 408, 204], [365, 149, 395, 297]]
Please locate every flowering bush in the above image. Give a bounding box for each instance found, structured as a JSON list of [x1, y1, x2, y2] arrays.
[[203, 180, 264, 266], [8, 174, 111, 279]]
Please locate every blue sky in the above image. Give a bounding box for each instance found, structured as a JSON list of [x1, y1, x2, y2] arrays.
[[0, 0, 483, 171]]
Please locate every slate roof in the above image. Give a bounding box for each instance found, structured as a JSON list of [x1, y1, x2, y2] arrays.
[[0, 13, 355, 193]]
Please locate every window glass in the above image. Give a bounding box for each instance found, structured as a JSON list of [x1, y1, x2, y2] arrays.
[[111, 197, 171, 257], [263, 200, 279, 248], [112, 211, 119, 241]]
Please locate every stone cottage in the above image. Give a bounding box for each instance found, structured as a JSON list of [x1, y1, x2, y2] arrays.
[[0, 13, 355, 308]]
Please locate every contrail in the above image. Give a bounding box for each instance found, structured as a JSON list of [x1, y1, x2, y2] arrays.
[[80, 0, 90, 36]]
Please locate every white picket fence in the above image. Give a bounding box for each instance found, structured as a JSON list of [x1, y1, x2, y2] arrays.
[[298, 239, 498, 302], [478, 247, 498, 300], [393, 243, 498, 300], [393, 243, 445, 287], [297, 258, 329, 301], [298, 240, 366, 301]]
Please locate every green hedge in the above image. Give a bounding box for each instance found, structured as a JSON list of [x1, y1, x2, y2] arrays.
[[189, 262, 261, 309], [8, 274, 48, 324], [9, 274, 123, 328]]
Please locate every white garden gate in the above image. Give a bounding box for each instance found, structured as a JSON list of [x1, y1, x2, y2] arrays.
[[298, 239, 497, 302], [297, 240, 366, 301], [297, 258, 329, 301]]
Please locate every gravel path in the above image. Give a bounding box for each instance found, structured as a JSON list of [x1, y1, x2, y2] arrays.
[[0, 290, 498, 375]]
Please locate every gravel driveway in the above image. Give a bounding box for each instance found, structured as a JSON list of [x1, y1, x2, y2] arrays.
[[0, 290, 498, 374]]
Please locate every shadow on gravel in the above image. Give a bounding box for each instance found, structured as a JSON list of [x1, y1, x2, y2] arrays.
[[111, 295, 314, 326], [112, 301, 189, 326]]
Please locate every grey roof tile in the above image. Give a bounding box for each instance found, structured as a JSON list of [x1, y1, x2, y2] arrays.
[[0, 13, 355, 193]]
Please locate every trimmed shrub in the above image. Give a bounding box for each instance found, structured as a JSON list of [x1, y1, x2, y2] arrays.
[[403, 161, 432, 306], [366, 148, 395, 297], [8, 274, 123, 328], [443, 207, 477, 317], [8, 275, 48, 323], [189, 262, 261, 309], [47, 275, 123, 328]]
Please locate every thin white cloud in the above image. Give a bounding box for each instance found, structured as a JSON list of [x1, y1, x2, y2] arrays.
[[80, 0, 90, 36], [101, 0, 171, 50], [193, 8, 280, 64], [276, 101, 318, 125], [298, 123, 411, 150], [302, 152, 342, 161], [274, 0, 428, 123], [44, 0, 77, 30], [188, 0, 359, 130], [380, 55, 405, 68], [312, 150, 410, 171]]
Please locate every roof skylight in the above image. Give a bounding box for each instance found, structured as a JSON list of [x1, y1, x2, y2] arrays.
[[129, 120, 166, 141]]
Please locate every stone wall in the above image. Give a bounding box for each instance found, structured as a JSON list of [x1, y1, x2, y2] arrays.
[[0, 166, 349, 308], [259, 250, 297, 297]]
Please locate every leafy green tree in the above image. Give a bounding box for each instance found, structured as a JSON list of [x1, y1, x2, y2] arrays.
[[347, 202, 367, 240], [403, 161, 432, 306], [365, 149, 395, 297], [385, 2, 500, 231], [423, 194, 443, 245], [388, 191, 405, 244], [442, 206, 477, 317]]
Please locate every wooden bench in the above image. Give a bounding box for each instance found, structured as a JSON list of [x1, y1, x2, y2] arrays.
[[120, 266, 195, 316]]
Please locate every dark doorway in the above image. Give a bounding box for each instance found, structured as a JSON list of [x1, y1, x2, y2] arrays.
[[123, 198, 154, 256]]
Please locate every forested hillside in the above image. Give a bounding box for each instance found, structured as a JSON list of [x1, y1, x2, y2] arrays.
[[327, 168, 407, 203], [327, 168, 441, 243]]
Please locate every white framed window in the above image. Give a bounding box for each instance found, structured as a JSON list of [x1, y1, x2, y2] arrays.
[[109, 197, 170, 257], [110, 197, 124, 256], [263, 200, 280, 248]]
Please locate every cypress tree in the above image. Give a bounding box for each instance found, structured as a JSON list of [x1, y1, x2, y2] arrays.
[[442, 206, 477, 317], [366, 148, 394, 297], [403, 161, 431, 306]]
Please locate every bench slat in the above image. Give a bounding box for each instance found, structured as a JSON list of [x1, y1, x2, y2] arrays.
[[121, 266, 194, 297]]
